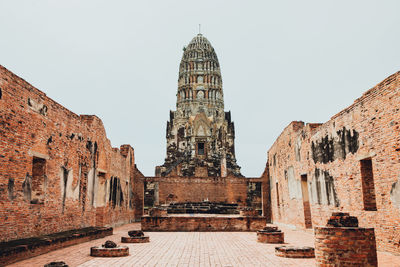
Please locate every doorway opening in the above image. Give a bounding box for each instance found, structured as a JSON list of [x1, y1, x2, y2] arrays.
[[301, 174, 312, 229]]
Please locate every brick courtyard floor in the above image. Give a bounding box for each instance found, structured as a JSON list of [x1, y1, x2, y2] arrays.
[[7, 223, 400, 267]]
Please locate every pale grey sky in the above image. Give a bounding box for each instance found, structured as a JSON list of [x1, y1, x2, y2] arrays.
[[1, 0, 400, 177]]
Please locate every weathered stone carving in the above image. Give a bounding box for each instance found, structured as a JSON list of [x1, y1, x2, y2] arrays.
[[102, 240, 117, 248], [128, 230, 144, 237], [156, 34, 241, 177]]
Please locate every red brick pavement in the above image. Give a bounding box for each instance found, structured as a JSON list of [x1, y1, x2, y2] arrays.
[[7, 223, 400, 267]]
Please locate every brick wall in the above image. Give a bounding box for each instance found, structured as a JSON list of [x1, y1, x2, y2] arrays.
[[142, 216, 266, 231], [142, 176, 263, 211], [0, 65, 140, 242], [266, 71, 400, 254]]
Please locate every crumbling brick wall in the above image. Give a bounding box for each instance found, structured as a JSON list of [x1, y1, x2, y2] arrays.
[[142, 176, 263, 212], [0, 65, 140, 242], [265, 71, 400, 254]]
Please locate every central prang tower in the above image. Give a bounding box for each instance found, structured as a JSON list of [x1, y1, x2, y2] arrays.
[[156, 34, 242, 177]]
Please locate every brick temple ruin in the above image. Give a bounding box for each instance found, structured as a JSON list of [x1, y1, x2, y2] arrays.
[[0, 65, 142, 241], [156, 34, 241, 178], [142, 34, 266, 231], [264, 70, 400, 255], [0, 33, 400, 265]]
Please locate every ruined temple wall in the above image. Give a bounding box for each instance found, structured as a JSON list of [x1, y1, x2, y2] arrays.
[[132, 166, 145, 219], [149, 176, 248, 205], [268, 121, 316, 229], [144, 176, 262, 209], [93, 146, 136, 228], [267, 71, 400, 254], [0, 65, 138, 242]]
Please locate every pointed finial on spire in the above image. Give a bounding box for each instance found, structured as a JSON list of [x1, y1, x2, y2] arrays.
[[199, 24, 201, 34]]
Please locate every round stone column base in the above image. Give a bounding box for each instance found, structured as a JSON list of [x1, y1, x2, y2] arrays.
[[257, 231, 284, 243], [90, 246, 129, 257], [315, 227, 377, 266], [275, 246, 315, 258]]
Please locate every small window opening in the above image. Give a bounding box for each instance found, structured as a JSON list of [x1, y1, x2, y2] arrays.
[[31, 157, 46, 204], [360, 159, 377, 211], [198, 142, 205, 155]]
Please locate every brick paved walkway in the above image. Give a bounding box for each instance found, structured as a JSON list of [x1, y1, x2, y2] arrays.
[[7, 223, 400, 267]]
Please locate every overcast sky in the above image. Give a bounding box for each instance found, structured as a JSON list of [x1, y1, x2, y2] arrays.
[[1, 1, 400, 177]]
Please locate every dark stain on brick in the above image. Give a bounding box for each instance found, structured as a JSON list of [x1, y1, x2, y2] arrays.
[[47, 136, 53, 145], [22, 173, 32, 202], [311, 127, 359, 163], [324, 172, 340, 207], [86, 140, 92, 151], [62, 167, 69, 213], [40, 105, 47, 116], [315, 170, 322, 205], [109, 176, 124, 208], [247, 182, 262, 212], [8, 178, 15, 200], [314, 169, 339, 207]]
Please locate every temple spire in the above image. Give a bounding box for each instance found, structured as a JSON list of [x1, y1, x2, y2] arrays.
[[156, 34, 242, 178]]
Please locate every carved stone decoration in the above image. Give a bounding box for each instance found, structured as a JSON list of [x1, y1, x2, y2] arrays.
[[197, 90, 204, 99], [121, 230, 150, 243], [156, 34, 242, 177], [103, 240, 117, 248]]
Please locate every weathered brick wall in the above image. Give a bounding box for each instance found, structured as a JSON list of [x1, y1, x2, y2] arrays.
[[266, 71, 400, 254], [0, 65, 139, 242], [260, 163, 272, 222], [141, 216, 266, 231], [133, 165, 145, 220], [143, 176, 263, 211]]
